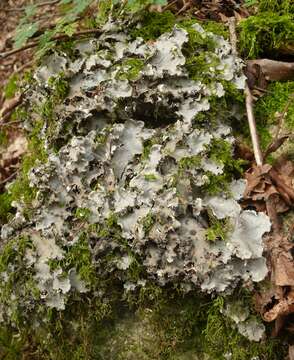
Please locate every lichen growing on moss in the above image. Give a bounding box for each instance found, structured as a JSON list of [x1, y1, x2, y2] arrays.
[[0, 17, 286, 358]]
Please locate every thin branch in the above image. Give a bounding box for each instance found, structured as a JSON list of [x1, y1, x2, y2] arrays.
[[0, 120, 23, 128], [0, 29, 102, 59], [15, 60, 35, 74], [163, 0, 178, 11], [0, 171, 18, 186], [228, 17, 237, 55], [228, 16, 263, 166], [244, 84, 263, 166]]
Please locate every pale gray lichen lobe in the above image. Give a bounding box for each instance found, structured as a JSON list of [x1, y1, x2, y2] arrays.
[[1, 23, 270, 338]]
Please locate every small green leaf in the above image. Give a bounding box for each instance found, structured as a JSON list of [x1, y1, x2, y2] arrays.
[[14, 22, 39, 49]]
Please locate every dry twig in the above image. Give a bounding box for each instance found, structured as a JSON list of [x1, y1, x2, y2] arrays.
[[0, 28, 102, 59], [228, 17, 263, 166]]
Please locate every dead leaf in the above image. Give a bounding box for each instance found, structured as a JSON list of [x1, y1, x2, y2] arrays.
[[275, 252, 294, 287]]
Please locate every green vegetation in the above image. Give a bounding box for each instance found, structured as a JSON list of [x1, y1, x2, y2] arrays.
[[200, 139, 247, 195], [116, 58, 145, 81], [0, 120, 47, 223], [130, 10, 176, 40], [142, 212, 156, 234], [258, 0, 294, 14], [256, 81, 294, 131], [239, 12, 294, 58], [178, 155, 202, 172], [75, 207, 92, 221], [144, 173, 157, 181], [4, 74, 19, 99], [205, 211, 232, 242], [48, 73, 70, 102]]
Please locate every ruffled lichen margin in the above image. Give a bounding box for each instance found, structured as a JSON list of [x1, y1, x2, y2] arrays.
[[0, 13, 287, 359]]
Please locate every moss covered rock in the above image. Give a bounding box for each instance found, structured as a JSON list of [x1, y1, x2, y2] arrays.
[[0, 14, 286, 359]]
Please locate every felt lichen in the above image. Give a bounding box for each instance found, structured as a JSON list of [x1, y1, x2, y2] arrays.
[[0, 18, 285, 358]]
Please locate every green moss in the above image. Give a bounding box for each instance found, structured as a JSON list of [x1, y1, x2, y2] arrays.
[[237, 81, 294, 153], [0, 236, 40, 330], [40, 98, 54, 120], [141, 139, 154, 160], [258, 0, 294, 14], [142, 212, 155, 235], [205, 211, 232, 242], [200, 139, 246, 195], [48, 73, 70, 102], [0, 130, 8, 146], [130, 11, 176, 41], [203, 296, 284, 360], [7, 121, 47, 217], [75, 207, 92, 221], [4, 74, 19, 99], [144, 173, 157, 181], [179, 155, 202, 171], [256, 81, 294, 131], [239, 12, 294, 58], [0, 192, 13, 224], [65, 233, 96, 285], [96, 0, 113, 25], [116, 58, 144, 81]]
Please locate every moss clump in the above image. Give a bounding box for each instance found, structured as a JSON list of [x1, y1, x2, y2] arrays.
[[178, 156, 202, 173], [6, 121, 47, 219], [0, 192, 13, 224], [237, 81, 294, 153], [0, 129, 8, 146], [258, 0, 294, 14], [144, 173, 157, 181], [142, 212, 156, 234], [202, 296, 283, 360], [201, 139, 246, 195], [47, 73, 70, 102], [4, 74, 19, 99], [75, 207, 92, 221], [130, 11, 228, 46], [205, 211, 232, 242], [239, 12, 294, 58], [130, 11, 176, 40], [0, 236, 39, 329], [116, 58, 145, 81], [256, 81, 294, 131]]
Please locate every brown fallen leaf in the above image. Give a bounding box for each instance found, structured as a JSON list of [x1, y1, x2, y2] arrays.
[[274, 251, 294, 287]]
